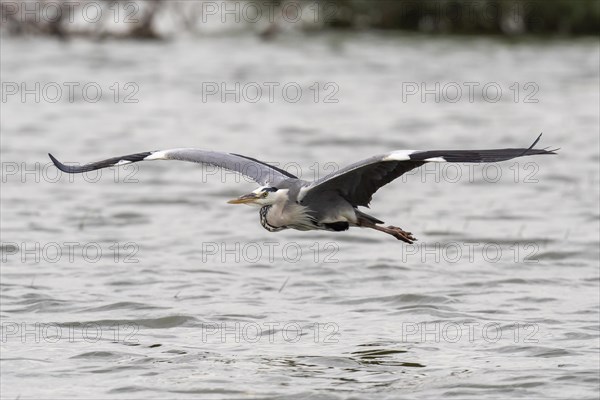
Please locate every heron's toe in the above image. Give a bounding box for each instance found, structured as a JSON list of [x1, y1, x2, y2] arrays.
[[386, 225, 417, 243]]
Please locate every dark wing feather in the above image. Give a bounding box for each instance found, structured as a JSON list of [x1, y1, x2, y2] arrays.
[[49, 148, 297, 186], [48, 152, 152, 173], [301, 134, 557, 207]]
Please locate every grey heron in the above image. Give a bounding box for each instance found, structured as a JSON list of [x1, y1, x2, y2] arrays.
[[49, 134, 556, 243]]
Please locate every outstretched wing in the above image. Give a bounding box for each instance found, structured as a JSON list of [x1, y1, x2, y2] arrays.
[[300, 134, 557, 207], [49, 148, 297, 186]]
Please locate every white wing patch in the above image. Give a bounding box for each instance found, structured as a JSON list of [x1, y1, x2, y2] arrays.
[[383, 151, 447, 163], [382, 150, 418, 161], [144, 150, 170, 161], [115, 160, 132, 166], [423, 157, 446, 162], [297, 185, 311, 202]]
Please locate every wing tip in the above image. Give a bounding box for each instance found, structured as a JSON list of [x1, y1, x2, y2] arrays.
[[523, 133, 559, 156], [48, 153, 70, 172]]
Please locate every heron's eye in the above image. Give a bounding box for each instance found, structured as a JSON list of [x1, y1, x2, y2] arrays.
[[261, 191, 268, 198]]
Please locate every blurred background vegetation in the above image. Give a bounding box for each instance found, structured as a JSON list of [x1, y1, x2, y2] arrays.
[[1, 0, 599, 39], [328, 0, 600, 35]]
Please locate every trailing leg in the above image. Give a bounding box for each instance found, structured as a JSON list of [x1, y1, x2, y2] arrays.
[[357, 217, 417, 244]]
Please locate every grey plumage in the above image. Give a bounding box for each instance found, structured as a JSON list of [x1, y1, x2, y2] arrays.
[[49, 134, 557, 243], [49, 149, 294, 186]]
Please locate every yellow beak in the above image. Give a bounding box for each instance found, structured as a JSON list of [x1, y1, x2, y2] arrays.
[[227, 193, 260, 204]]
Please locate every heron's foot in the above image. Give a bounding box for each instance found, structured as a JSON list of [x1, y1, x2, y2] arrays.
[[386, 226, 417, 244]]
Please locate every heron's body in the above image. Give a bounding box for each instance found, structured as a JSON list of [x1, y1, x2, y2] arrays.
[[49, 134, 557, 243], [257, 186, 360, 232]]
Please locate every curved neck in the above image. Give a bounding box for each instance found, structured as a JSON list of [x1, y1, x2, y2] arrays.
[[259, 205, 285, 232]]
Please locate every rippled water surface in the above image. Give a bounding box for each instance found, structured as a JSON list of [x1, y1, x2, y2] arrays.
[[1, 34, 599, 399]]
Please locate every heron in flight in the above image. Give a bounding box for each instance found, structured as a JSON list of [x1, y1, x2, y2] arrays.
[[49, 134, 556, 243]]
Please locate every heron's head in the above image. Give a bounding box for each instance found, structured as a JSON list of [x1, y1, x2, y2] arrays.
[[227, 186, 285, 207]]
